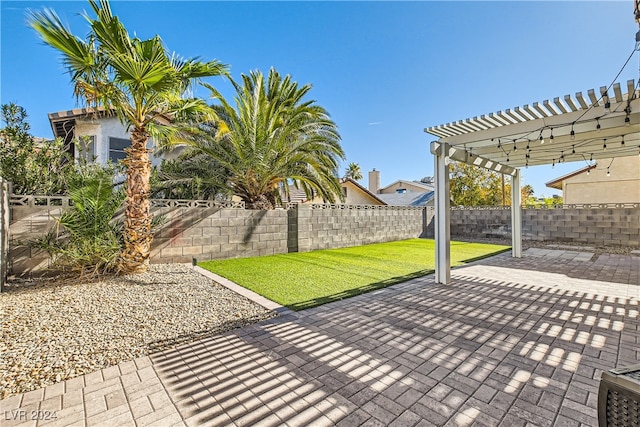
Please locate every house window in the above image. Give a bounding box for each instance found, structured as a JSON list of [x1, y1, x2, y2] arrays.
[[109, 137, 130, 162], [76, 135, 96, 161], [396, 188, 407, 194]]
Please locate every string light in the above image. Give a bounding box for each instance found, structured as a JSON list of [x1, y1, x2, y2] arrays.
[[590, 153, 593, 162], [549, 128, 554, 142], [552, 159, 555, 168], [539, 130, 545, 144], [603, 138, 607, 151], [572, 145, 576, 154], [603, 93, 610, 112], [606, 158, 614, 177], [526, 140, 530, 150], [621, 135, 625, 146], [587, 168, 590, 176], [513, 140, 517, 152], [570, 122, 575, 140], [596, 117, 601, 132], [560, 151, 565, 162], [625, 106, 631, 126]]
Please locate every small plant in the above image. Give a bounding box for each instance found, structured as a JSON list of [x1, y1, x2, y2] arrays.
[[33, 166, 125, 276]]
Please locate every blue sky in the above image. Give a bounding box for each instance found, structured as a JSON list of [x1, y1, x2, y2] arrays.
[[1, 1, 638, 197]]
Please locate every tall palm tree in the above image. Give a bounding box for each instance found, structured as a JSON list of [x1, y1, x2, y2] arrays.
[[178, 68, 345, 209], [344, 162, 363, 181], [30, 0, 228, 273]]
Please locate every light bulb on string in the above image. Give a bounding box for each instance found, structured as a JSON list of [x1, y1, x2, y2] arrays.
[[549, 128, 554, 142], [607, 168, 610, 177], [539, 130, 545, 144], [603, 139, 607, 151], [526, 140, 530, 150], [552, 159, 555, 168], [587, 169, 590, 176], [596, 118, 601, 132], [621, 135, 625, 146], [570, 122, 575, 140], [560, 151, 564, 162], [590, 153, 593, 162], [513, 140, 517, 152], [603, 93, 610, 112], [572, 145, 576, 155]]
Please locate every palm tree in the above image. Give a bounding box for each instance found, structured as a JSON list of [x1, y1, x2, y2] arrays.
[[30, 0, 228, 273], [344, 162, 363, 181], [179, 68, 345, 209]]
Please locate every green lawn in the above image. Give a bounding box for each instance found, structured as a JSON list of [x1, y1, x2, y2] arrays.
[[199, 238, 510, 310]]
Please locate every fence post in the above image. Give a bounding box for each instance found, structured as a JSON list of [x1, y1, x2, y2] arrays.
[[0, 178, 9, 291]]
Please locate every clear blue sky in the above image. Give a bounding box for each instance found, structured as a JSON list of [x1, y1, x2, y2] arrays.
[[1, 1, 638, 197]]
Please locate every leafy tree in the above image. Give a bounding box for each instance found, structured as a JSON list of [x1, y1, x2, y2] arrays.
[[449, 161, 509, 206], [344, 162, 363, 181], [0, 103, 76, 195], [30, 0, 228, 273], [151, 154, 231, 200], [177, 68, 345, 209]]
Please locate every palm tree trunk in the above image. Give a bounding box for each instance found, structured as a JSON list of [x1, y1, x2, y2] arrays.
[[119, 127, 153, 273]]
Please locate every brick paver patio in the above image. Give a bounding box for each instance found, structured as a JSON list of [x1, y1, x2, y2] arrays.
[[2, 249, 638, 426]]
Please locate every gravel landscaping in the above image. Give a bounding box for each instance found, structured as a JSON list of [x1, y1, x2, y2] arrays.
[[0, 263, 276, 399]]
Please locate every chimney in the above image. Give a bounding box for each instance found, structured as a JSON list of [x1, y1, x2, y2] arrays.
[[369, 168, 380, 194]]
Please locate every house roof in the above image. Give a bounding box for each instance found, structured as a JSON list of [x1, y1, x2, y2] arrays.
[[545, 163, 598, 190], [48, 107, 114, 141], [283, 178, 387, 205], [379, 179, 434, 192], [377, 191, 434, 207], [341, 178, 387, 205]]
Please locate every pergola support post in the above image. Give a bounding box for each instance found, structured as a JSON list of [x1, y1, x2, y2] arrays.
[[511, 168, 522, 258], [432, 141, 451, 284]]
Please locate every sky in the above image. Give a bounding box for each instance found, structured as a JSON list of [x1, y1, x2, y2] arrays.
[[1, 1, 638, 197]]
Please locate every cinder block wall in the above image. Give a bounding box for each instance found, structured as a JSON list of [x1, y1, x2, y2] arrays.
[[8, 197, 639, 277], [151, 206, 289, 264], [302, 205, 432, 251], [450, 207, 640, 247]]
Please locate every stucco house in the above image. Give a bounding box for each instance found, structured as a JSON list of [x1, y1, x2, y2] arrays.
[[545, 156, 640, 204], [368, 169, 436, 206], [285, 178, 387, 206], [48, 107, 180, 166]]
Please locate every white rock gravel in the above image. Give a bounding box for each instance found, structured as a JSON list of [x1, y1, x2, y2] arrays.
[[0, 263, 276, 399]]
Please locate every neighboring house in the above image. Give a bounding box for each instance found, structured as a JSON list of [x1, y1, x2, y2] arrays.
[[376, 191, 435, 207], [48, 107, 179, 166], [368, 169, 436, 206], [284, 178, 387, 206], [545, 156, 640, 204]]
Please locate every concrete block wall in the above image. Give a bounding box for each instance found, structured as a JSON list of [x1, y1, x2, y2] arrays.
[[450, 207, 640, 247], [303, 204, 432, 251], [7, 196, 639, 277], [521, 207, 640, 246], [151, 206, 289, 264], [449, 208, 512, 239]]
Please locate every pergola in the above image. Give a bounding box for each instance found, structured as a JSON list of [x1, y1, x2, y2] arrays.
[[424, 79, 640, 284]]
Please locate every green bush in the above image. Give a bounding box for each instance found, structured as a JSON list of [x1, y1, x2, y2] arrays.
[[33, 167, 125, 276]]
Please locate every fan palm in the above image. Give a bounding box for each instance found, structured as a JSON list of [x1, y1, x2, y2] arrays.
[[344, 162, 363, 181], [30, 0, 228, 273], [178, 68, 345, 209]]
